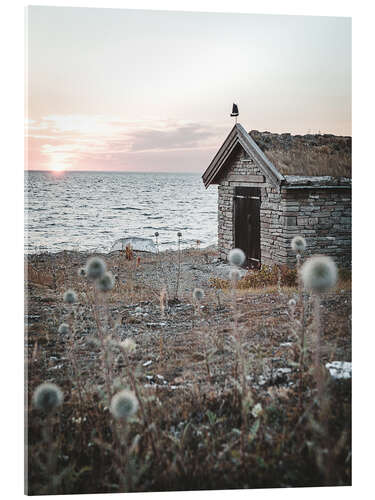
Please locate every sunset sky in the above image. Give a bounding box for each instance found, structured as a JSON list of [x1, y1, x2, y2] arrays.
[[26, 6, 351, 172]]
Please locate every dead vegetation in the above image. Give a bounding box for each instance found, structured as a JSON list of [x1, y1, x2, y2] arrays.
[[250, 130, 351, 177], [25, 248, 351, 494]]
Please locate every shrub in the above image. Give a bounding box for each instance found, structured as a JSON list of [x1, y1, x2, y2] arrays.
[[125, 245, 133, 261], [210, 265, 297, 289], [279, 265, 298, 287]]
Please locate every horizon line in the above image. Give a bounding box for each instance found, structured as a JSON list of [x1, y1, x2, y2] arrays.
[[25, 169, 204, 174]]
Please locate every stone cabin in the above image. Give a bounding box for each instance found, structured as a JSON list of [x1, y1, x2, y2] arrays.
[[202, 123, 351, 268]]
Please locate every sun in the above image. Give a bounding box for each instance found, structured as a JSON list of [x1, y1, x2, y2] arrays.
[[50, 163, 66, 173]]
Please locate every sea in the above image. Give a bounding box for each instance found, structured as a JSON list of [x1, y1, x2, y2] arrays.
[[25, 171, 218, 255]]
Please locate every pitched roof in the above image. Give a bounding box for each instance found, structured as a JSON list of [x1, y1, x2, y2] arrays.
[[202, 123, 284, 188], [202, 124, 351, 188]]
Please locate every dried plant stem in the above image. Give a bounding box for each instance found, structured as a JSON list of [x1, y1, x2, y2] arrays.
[[160, 287, 167, 318], [295, 251, 307, 407], [154, 235, 167, 296], [216, 289, 222, 309], [277, 266, 282, 296], [113, 420, 132, 492], [313, 293, 323, 401], [231, 276, 239, 333], [296, 252, 301, 276], [298, 295, 307, 408], [87, 289, 114, 402], [194, 299, 201, 317], [230, 274, 241, 390], [41, 414, 60, 494], [65, 307, 85, 410], [296, 252, 303, 306], [119, 346, 160, 460], [230, 273, 249, 460], [175, 237, 182, 299], [202, 333, 212, 384], [240, 352, 248, 462]]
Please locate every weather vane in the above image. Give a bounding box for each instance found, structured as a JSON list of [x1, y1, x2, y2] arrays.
[[230, 103, 239, 123]]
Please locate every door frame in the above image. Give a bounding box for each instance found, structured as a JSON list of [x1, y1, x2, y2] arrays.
[[233, 186, 261, 268]]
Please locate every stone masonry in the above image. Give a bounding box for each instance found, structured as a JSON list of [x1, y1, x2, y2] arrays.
[[278, 183, 351, 268], [216, 144, 351, 268]]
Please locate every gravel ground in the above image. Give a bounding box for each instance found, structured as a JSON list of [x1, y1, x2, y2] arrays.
[[26, 247, 351, 393], [25, 248, 352, 494]]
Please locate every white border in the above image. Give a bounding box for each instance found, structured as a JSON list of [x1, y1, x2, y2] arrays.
[[3, 1, 372, 499]]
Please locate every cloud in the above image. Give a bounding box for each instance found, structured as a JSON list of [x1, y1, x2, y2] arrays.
[[129, 123, 223, 152], [25, 116, 226, 172]]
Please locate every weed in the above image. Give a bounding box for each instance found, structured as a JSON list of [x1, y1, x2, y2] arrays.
[[26, 244, 351, 493]]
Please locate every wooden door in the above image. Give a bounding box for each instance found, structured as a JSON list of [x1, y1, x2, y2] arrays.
[[234, 187, 261, 268]]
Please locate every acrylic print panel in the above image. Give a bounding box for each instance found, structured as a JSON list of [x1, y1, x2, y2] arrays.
[[25, 4, 352, 495]]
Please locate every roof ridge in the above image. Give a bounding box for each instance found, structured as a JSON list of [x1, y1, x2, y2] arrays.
[[202, 123, 283, 188], [249, 129, 352, 139]]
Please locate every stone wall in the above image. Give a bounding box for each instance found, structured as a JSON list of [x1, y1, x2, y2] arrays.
[[278, 187, 352, 268], [216, 144, 352, 269]]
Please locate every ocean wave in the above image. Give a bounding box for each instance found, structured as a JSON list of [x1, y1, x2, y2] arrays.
[[25, 172, 218, 254], [112, 207, 141, 211]]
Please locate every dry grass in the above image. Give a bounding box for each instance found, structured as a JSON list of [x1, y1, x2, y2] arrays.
[[250, 130, 351, 177], [25, 249, 352, 494], [26, 263, 54, 288]]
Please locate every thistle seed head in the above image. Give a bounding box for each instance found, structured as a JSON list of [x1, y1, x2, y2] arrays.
[[32, 383, 63, 412], [120, 338, 137, 353], [85, 256, 106, 280], [110, 389, 139, 420], [96, 271, 115, 292], [63, 289, 77, 304], [228, 248, 246, 267], [58, 323, 69, 335], [300, 255, 338, 293], [288, 298, 296, 308], [77, 267, 86, 278], [193, 288, 205, 302], [291, 235, 307, 253], [251, 403, 263, 419]]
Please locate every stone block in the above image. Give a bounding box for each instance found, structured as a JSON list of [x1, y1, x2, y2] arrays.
[[283, 216, 297, 226]]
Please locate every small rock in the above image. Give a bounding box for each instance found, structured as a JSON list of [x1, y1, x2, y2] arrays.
[[325, 361, 351, 380]]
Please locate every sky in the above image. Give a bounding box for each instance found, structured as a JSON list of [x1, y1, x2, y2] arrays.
[[26, 6, 351, 172]]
